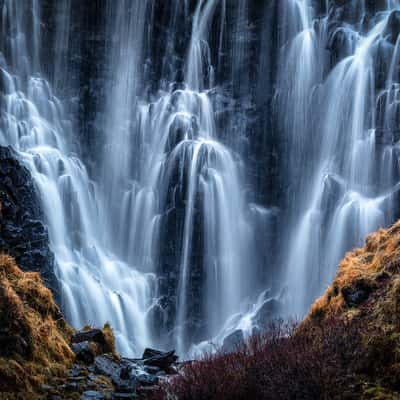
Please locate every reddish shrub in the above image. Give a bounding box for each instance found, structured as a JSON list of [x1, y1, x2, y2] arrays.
[[146, 319, 370, 400]]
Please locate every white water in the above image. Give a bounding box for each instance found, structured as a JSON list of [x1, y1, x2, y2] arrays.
[[1, 0, 400, 357], [0, 0, 152, 356], [100, 0, 254, 355], [0, 0, 257, 357], [280, 1, 400, 313]]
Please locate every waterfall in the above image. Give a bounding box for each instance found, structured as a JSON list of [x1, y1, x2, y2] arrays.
[[0, 0, 152, 356], [1, 0, 400, 357], [279, 1, 400, 313], [99, 0, 255, 355]]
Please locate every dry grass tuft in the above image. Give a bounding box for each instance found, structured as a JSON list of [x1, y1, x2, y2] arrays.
[[102, 322, 117, 356], [0, 254, 74, 393]]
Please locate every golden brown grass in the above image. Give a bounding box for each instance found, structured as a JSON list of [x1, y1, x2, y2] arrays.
[[102, 322, 117, 356], [306, 220, 400, 328], [0, 254, 74, 393]]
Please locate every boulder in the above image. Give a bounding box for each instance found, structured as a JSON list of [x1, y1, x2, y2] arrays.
[[82, 391, 105, 400], [221, 330, 245, 353], [72, 329, 105, 345], [253, 298, 283, 329], [141, 348, 178, 370], [136, 373, 159, 387], [94, 355, 138, 393], [71, 341, 96, 364], [112, 394, 137, 400]]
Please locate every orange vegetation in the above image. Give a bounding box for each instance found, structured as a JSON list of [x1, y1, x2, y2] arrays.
[[0, 254, 74, 393], [306, 220, 400, 330]]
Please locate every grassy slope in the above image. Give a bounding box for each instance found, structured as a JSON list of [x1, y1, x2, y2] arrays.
[[304, 221, 400, 398], [0, 254, 75, 393]]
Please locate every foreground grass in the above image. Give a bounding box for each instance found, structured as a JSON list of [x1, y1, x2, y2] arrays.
[[0, 254, 74, 392]]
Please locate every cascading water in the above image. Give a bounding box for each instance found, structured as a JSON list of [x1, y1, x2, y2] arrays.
[[280, 1, 400, 314], [100, 0, 255, 355], [0, 0, 152, 356], [1, 0, 400, 358]]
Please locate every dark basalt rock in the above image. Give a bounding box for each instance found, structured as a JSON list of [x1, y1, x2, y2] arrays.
[[341, 279, 375, 308], [136, 372, 159, 387], [82, 391, 106, 400], [253, 298, 283, 329], [72, 341, 96, 364], [112, 394, 137, 400], [72, 329, 106, 345], [221, 330, 245, 354], [0, 146, 59, 302], [384, 10, 400, 45], [142, 348, 178, 371], [94, 355, 138, 393]]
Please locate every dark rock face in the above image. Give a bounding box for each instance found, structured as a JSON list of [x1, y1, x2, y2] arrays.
[[342, 279, 375, 308], [221, 330, 245, 354], [253, 298, 283, 329], [72, 341, 96, 364], [94, 355, 138, 393], [142, 348, 178, 370], [72, 329, 106, 345], [0, 146, 58, 301], [384, 10, 400, 44]]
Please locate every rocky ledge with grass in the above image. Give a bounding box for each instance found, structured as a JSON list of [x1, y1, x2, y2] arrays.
[[0, 255, 179, 399]]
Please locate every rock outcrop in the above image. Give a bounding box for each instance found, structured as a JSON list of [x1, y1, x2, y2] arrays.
[[0, 254, 179, 399], [0, 146, 59, 300]]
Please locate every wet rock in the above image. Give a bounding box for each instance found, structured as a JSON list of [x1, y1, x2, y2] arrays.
[[65, 381, 82, 391], [94, 355, 121, 378], [112, 393, 137, 400], [69, 364, 84, 377], [136, 373, 159, 387], [72, 341, 96, 364], [82, 390, 105, 400], [72, 329, 105, 345], [253, 298, 283, 329], [143, 365, 161, 375], [327, 27, 356, 65], [221, 330, 245, 353], [68, 376, 86, 382], [94, 355, 138, 393], [384, 10, 400, 44], [142, 348, 178, 370], [0, 146, 59, 301], [364, 0, 388, 14]]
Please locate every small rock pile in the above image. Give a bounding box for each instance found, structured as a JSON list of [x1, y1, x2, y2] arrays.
[[42, 328, 178, 400]]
